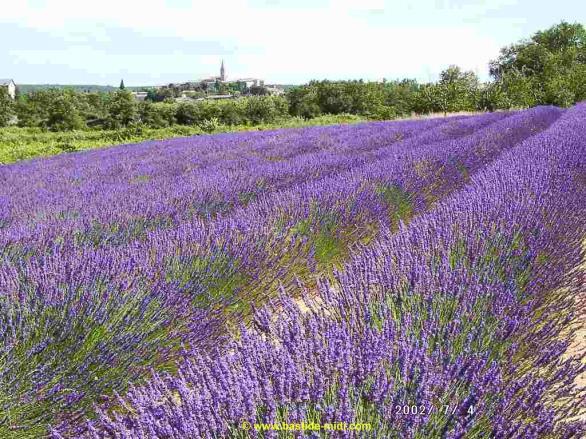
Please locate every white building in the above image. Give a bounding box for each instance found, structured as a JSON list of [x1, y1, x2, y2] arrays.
[[236, 78, 264, 88], [0, 79, 16, 99]]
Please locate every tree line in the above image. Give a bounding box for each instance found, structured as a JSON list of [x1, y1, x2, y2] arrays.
[[0, 89, 291, 132], [288, 22, 585, 118], [0, 22, 584, 131]]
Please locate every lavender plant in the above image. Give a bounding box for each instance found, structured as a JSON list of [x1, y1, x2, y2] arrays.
[[1, 104, 583, 437]]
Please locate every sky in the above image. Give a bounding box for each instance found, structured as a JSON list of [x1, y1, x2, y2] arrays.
[[0, 0, 584, 86]]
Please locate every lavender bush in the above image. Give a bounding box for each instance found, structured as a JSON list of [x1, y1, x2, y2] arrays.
[[0, 105, 584, 437]]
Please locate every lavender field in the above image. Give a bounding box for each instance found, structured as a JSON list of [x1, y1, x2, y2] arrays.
[[1, 104, 585, 438]]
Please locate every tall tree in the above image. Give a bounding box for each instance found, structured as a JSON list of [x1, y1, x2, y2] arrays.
[[106, 90, 137, 128], [490, 21, 586, 106], [119, 79, 126, 90], [433, 65, 480, 114], [46, 92, 85, 131]]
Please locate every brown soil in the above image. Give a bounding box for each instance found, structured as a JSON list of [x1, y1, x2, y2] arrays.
[[561, 238, 586, 421]]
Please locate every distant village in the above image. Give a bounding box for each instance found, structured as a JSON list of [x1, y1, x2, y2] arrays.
[[133, 60, 284, 103], [1, 60, 285, 102]]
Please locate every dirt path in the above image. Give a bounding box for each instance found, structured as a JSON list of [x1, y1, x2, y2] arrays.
[[562, 238, 586, 421]]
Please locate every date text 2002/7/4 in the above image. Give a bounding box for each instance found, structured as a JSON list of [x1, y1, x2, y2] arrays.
[[394, 405, 475, 416]]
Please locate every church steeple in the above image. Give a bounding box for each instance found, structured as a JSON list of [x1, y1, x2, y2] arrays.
[[220, 59, 226, 81]]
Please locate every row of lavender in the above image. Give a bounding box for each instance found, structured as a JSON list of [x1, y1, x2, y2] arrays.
[[56, 103, 586, 438], [0, 117, 454, 244], [0, 107, 568, 436]]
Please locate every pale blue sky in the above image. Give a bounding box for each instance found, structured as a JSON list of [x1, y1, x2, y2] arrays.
[[0, 0, 584, 85]]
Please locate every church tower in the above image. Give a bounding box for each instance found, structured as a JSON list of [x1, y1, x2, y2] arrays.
[[220, 59, 226, 81]]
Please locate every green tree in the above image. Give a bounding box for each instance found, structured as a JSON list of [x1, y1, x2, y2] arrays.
[[16, 89, 53, 127], [175, 102, 199, 125], [286, 86, 321, 119], [490, 21, 586, 107], [14, 89, 107, 129], [244, 96, 288, 124], [119, 79, 125, 90], [412, 83, 437, 114], [193, 100, 222, 122], [219, 100, 246, 125], [0, 87, 15, 127], [434, 65, 480, 114], [316, 81, 353, 114], [138, 101, 174, 128], [384, 79, 420, 116], [80, 92, 110, 127], [476, 82, 509, 111], [106, 90, 137, 128], [46, 93, 85, 131]]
